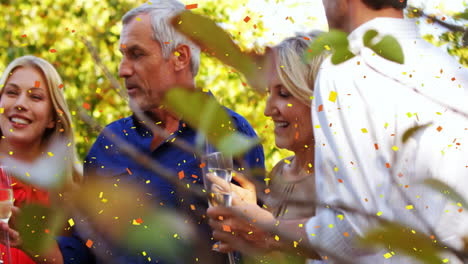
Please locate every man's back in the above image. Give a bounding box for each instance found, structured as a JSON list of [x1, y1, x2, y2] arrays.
[[309, 17, 468, 263]]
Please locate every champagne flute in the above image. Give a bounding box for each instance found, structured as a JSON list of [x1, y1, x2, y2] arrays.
[[202, 151, 236, 264], [0, 166, 12, 264]]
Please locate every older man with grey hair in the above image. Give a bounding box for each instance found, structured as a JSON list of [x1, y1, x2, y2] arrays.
[[58, 0, 264, 263]]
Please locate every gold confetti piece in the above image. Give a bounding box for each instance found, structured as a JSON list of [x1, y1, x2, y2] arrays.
[[334, 166, 338, 172], [8, 151, 13, 155], [361, 128, 368, 133], [377, 211, 382, 216], [293, 241, 298, 247], [48, 152, 54, 157], [0, 108, 3, 114], [406, 205, 414, 210], [392, 146, 399, 151], [328, 224, 334, 228], [173, 233, 178, 238], [308, 163, 313, 168], [284, 159, 291, 164], [68, 218, 75, 227], [174, 51, 181, 56], [96, 88, 101, 94], [136, 17, 141, 21], [315, 125, 321, 128], [329, 91, 337, 102], [324, 45, 331, 51], [274, 235, 280, 241], [287, 103, 292, 107], [337, 214, 344, 220], [411, 230, 416, 234], [383, 252, 393, 259], [248, 231, 253, 235], [142, 251, 147, 256], [443, 259, 449, 263]]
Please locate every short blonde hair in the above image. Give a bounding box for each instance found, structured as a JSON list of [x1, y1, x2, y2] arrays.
[[274, 31, 326, 106], [0, 55, 82, 186]]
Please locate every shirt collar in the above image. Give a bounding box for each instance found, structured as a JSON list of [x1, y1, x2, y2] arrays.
[[348, 17, 420, 55]]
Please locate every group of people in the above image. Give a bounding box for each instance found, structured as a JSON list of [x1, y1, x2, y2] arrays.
[[0, 0, 467, 263]]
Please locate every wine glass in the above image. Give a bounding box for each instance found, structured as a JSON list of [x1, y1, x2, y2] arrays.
[[202, 152, 233, 207], [0, 166, 12, 264], [202, 151, 237, 264]]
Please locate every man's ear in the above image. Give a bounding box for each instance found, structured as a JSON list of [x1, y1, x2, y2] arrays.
[[172, 44, 191, 72]]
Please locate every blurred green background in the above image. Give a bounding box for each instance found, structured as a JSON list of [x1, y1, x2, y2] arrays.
[[0, 0, 466, 171]]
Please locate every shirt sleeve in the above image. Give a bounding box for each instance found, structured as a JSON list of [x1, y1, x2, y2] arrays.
[[306, 57, 468, 263]]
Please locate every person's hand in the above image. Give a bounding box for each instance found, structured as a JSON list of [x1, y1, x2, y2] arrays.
[[231, 171, 256, 205], [207, 204, 277, 255], [0, 206, 22, 247], [206, 172, 257, 205]]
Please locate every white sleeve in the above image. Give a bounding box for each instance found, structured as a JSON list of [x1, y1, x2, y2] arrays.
[[306, 58, 468, 263]]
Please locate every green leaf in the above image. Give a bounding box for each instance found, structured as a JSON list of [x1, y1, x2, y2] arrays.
[[363, 30, 405, 64], [359, 222, 444, 264], [304, 30, 355, 65], [124, 209, 195, 262], [171, 11, 270, 93], [17, 204, 64, 254], [217, 132, 259, 157], [163, 87, 258, 156], [456, 8, 468, 20], [363, 30, 378, 47], [423, 178, 468, 209], [402, 123, 431, 143]]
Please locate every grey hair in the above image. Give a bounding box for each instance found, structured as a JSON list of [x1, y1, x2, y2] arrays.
[[122, 0, 201, 76], [274, 31, 327, 106]]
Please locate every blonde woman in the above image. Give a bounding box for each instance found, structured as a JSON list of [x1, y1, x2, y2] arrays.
[[208, 33, 326, 263], [0, 55, 81, 263]]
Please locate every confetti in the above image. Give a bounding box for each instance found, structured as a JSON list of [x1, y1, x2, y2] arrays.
[[83, 102, 91, 110], [58, 84, 64, 89], [86, 239, 93, 248], [34, 81, 40, 88], [0, 108, 3, 114], [68, 218, 75, 227], [126, 168, 133, 175], [318, 104, 323, 112], [406, 205, 414, 210], [185, 3, 198, 9], [343, 232, 349, 237], [361, 128, 368, 133], [274, 235, 280, 241], [47, 152, 54, 157], [437, 126, 443, 132], [243, 16, 251, 23], [49, 49, 57, 53], [178, 171, 185, 179], [374, 143, 379, 150], [383, 252, 393, 259], [386, 163, 391, 168], [222, 225, 231, 232], [329, 91, 337, 102]]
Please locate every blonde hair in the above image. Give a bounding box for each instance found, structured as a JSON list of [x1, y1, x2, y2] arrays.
[[274, 31, 327, 106], [0, 55, 82, 187]]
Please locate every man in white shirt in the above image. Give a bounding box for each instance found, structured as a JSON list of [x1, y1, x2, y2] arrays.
[[208, 0, 468, 263], [307, 0, 468, 263]]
